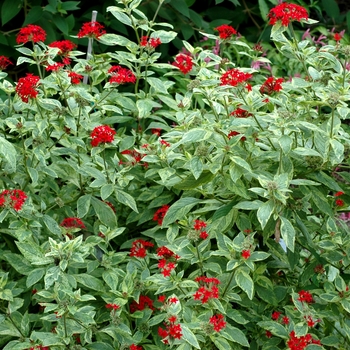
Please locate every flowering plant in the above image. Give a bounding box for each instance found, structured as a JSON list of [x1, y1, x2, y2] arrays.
[[1, 1, 350, 349]]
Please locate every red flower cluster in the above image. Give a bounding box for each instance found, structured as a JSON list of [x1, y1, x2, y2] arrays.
[[49, 40, 77, 65], [0, 189, 27, 211], [130, 239, 154, 258], [305, 315, 319, 327], [259, 77, 284, 95], [68, 71, 83, 84], [287, 331, 320, 350], [153, 205, 170, 225], [241, 249, 251, 259], [297, 290, 313, 303], [172, 54, 193, 74], [152, 128, 162, 136], [108, 65, 136, 84], [16, 24, 47, 44], [130, 345, 143, 350], [209, 314, 227, 332], [16, 73, 40, 103], [46, 63, 65, 72], [268, 3, 308, 27], [193, 276, 220, 303], [159, 139, 170, 147], [215, 24, 237, 39], [272, 311, 290, 325], [130, 295, 155, 313], [77, 21, 106, 39], [334, 191, 345, 207], [29, 345, 49, 350], [194, 219, 208, 239], [220, 68, 252, 87], [158, 295, 178, 304], [105, 303, 119, 310], [90, 125, 116, 147], [0, 56, 12, 70], [60, 217, 86, 229], [157, 246, 179, 277], [120, 149, 147, 167], [228, 130, 246, 141], [140, 36, 162, 48], [231, 107, 252, 118], [334, 33, 343, 42], [158, 316, 183, 344]]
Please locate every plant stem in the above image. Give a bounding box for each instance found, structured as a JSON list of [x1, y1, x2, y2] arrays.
[[194, 240, 204, 276], [222, 270, 235, 298], [102, 145, 111, 184]]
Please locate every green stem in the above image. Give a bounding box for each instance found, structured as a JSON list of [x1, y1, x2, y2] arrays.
[[7, 312, 25, 337], [222, 270, 235, 298], [102, 146, 111, 184], [194, 240, 204, 276]]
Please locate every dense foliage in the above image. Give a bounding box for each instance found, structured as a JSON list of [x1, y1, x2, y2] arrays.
[[1, 0, 350, 349]]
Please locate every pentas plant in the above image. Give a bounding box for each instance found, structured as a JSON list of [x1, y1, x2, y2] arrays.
[[1, 0, 350, 349]]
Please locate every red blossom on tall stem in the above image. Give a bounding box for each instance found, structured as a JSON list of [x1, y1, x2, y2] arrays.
[[259, 77, 284, 95], [108, 65, 136, 84], [16, 73, 40, 103], [16, 24, 47, 44], [48, 40, 77, 64], [268, 3, 308, 27], [130, 239, 154, 258], [90, 125, 116, 147], [220, 68, 252, 87], [158, 316, 183, 344], [193, 276, 220, 303], [77, 21, 106, 39], [0, 189, 27, 211], [0, 56, 12, 70], [215, 24, 237, 39], [297, 290, 313, 303], [153, 205, 170, 225], [157, 246, 179, 277], [172, 54, 193, 74], [209, 314, 227, 332], [68, 71, 84, 84]]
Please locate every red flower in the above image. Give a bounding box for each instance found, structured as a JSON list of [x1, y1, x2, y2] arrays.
[[158, 316, 183, 344], [130, 345, 143, 350], [160, 139, 170, 147], [153, 205, 170, 225], [228, 130, 246, 141], [151, 128, 162, 136], [268, 3, 308, 27], [282, 316, 290, 325], [68, 71, 83, 84], [297, 290, 313, 303], [231, 107, 252, 118], [105, 303, 120, 310], [140, 36, 162, 48], [46, 63, 65, 72], [130, 295, 155, 313], [157, 246, 179, 277], [259, 77, 284, 95], [16, 73, 40, 103], [130, 239, 154, 258], [16, 24, 46, 44], [266, 330, 272, 338], [272, 311, 281, 320], [241, 250, 251, 259], [60, 217, 86, 229], [193, 219, 208, 239], [287, 331, 320, 350], [215, 24, 237, 39], [77, 21, 106, 39], [0, 56, 12, 70], [336, 199, 345, 207], [49, 40, 77, 64], [193, 276, 220, 303], [0, 189, 27, 211], [335, 191, 344, 197], [158, 295, 166, 303], [90, 125, 116, 147], [120, 149, 146, 166], [108, 65, 136, 84], [209, 314, 227, 332], [172, 54, 193, 74], [220, 68, 252, 87]]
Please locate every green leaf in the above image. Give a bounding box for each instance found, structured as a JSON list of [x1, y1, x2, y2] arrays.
[[86, 343, 115, 350], [23, 6, 43, 26], [152, 30, 177, 43], [212, 337, 231, 350], [1, 0, 22, 26], [230, 156, 252, 173], [257, 199, 274, 229], [174, 170, 214, 190], [0, 289, 13, 301], [257, 321, 289, 339], [321, 0, 339, 18], [136, 99, 161, 118], [26, 268, 46, 288], [181, 324, 200, 349], [102, 270, 119, 291], [235, 268, 254, 300], [225, 324, 249, 347], [234, 200, 263, 210], [91, 196, 118, 228], [74, 273, 105, 291], [0, 136, 16, 173], [107, 6, 132, 26], [169, 0, 190, 18], [44, 266, 60, 289], [189, 156, 203, 180], [101, 184, 114, 201], [115, 189, 138, 213], [278, 135, 293, 154], [162, 197, 202, 226], [43, 215, 61, 236], [258, 0, 269, 20], [280, 217, 295, 252], [77, 194, 91, 219]]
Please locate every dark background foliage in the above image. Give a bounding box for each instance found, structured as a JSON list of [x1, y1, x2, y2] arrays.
[[1, 0, 350, 80]]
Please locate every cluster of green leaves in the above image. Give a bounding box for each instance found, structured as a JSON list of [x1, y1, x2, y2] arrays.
[[1, 0, 350, 349]]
